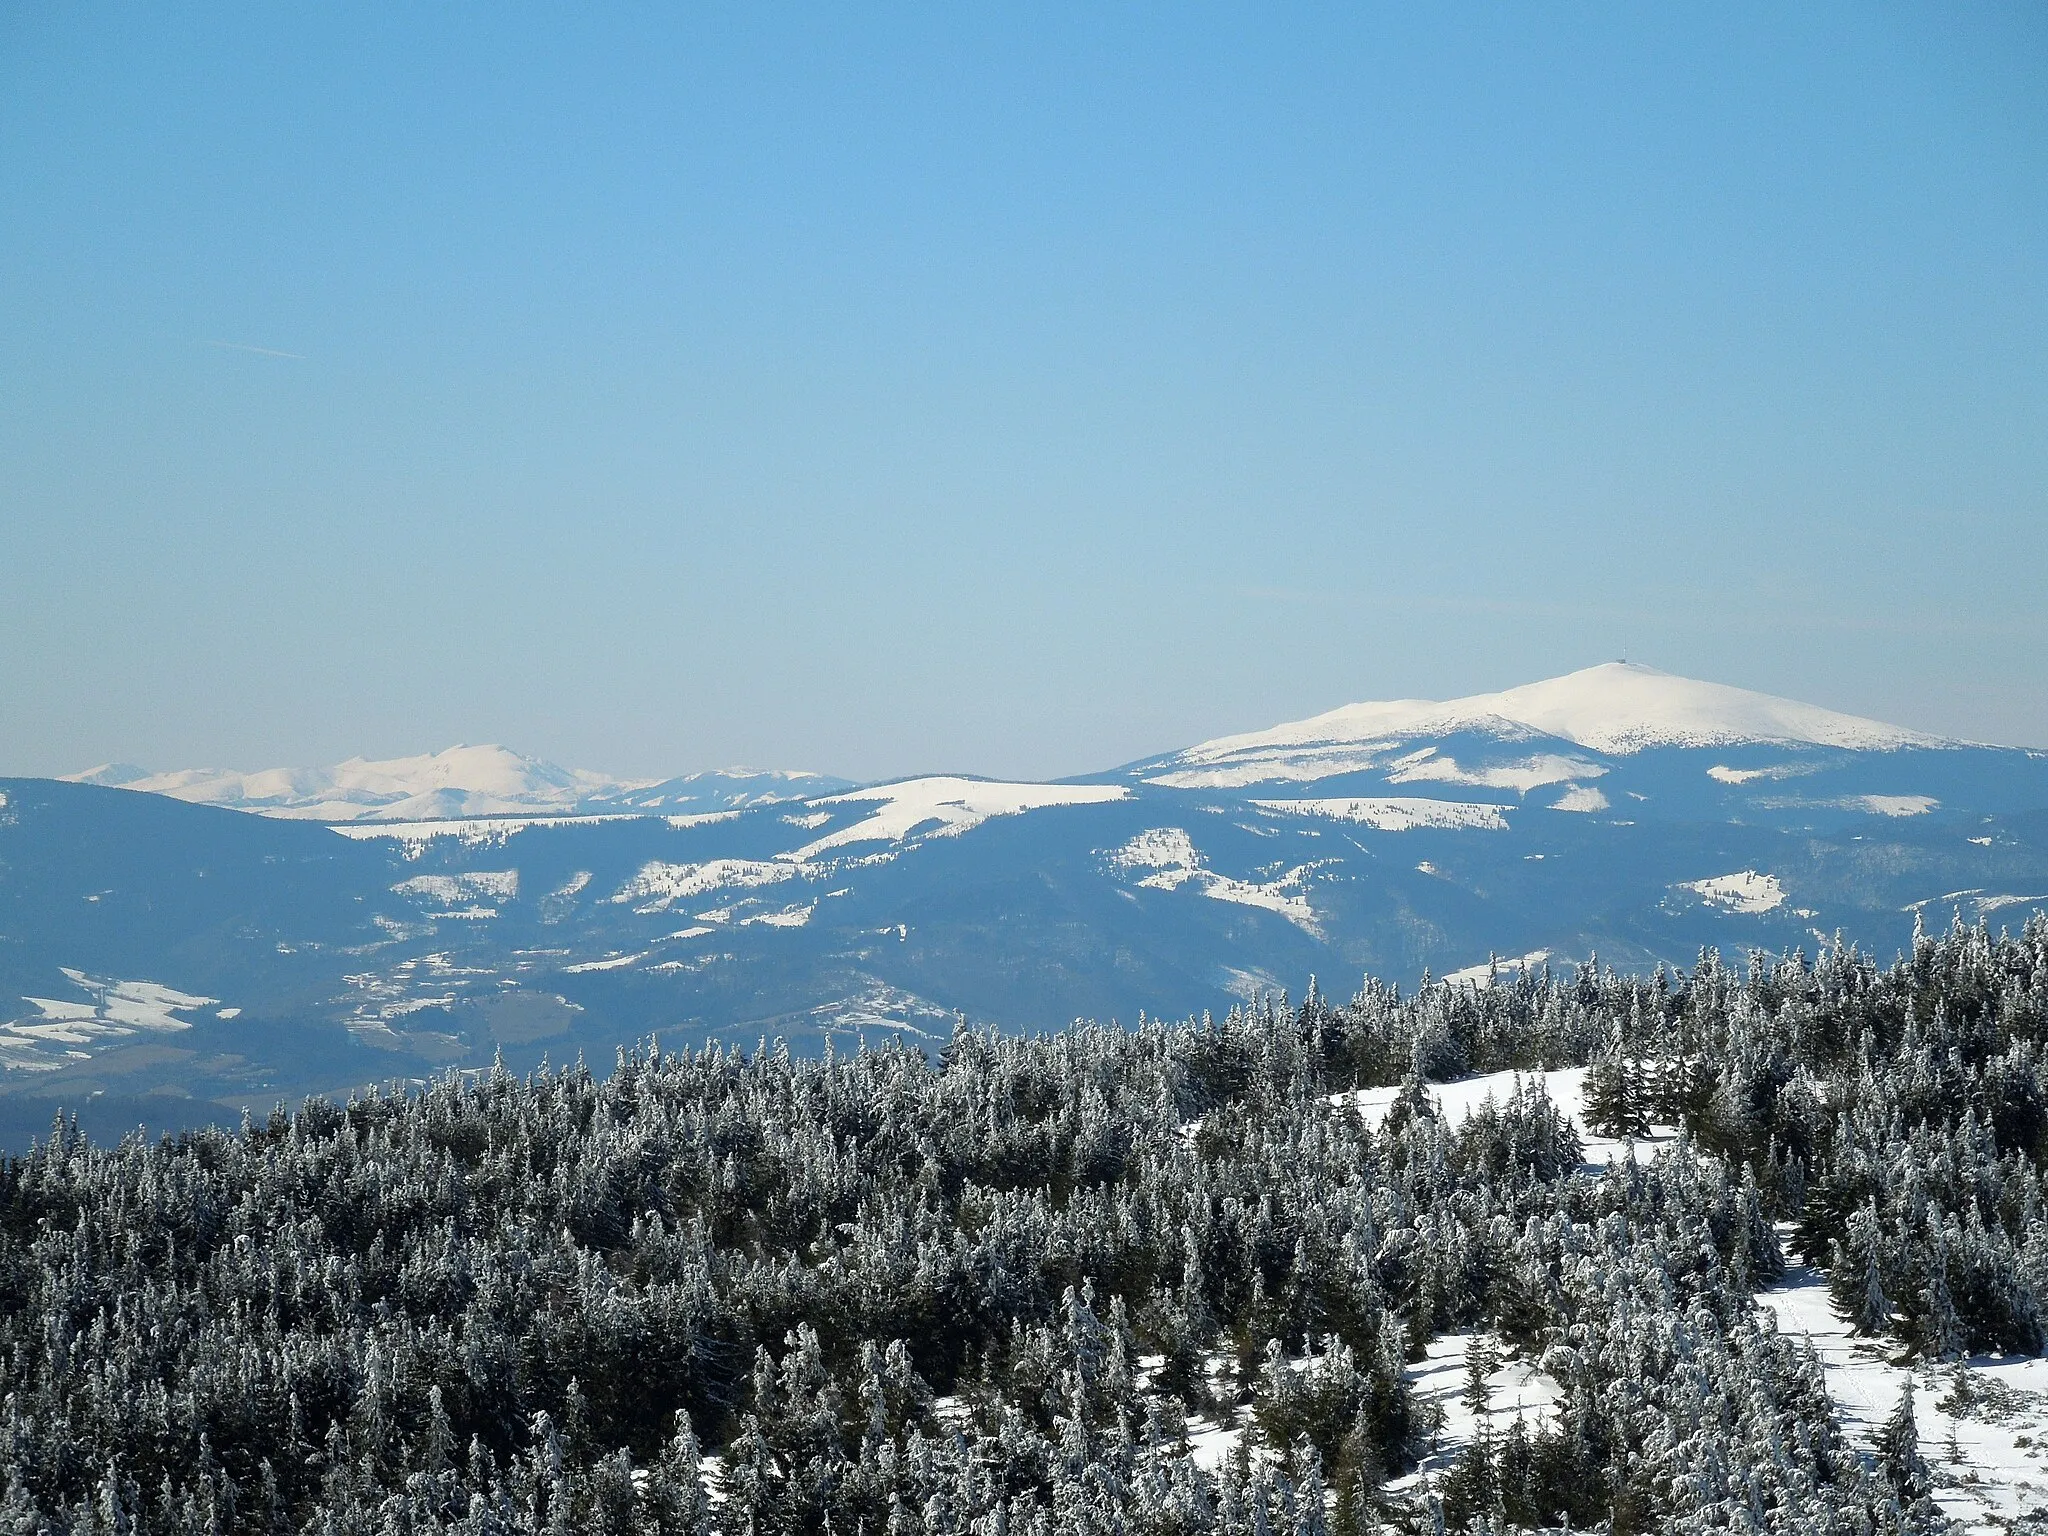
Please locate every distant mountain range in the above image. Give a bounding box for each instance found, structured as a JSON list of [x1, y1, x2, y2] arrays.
[[6, 663, 2046, 1145], [68, 747, 852, 822]]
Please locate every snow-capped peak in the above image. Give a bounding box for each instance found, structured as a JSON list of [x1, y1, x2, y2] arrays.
[[1174, 664, 1949, 767], [1472, 663, 1953, 754]]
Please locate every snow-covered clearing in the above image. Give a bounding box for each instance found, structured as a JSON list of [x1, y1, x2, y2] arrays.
[[1855, 794, 1940, 817], [1146, 750, 1398, 791], [1683, 870, 1787, 914], [391, 870, 519, 907], [1387, 1332, 1564, 1498], [1758, 1253, 2048, 1531], [1107, 829, 1322, 934], [794, 778, 1127, 858], [740, 905, 813, 928], [1337, 1066, 1682, 1169], [1441, 951, 1554, 988], [1, 971, 220, 1071], [1550, 784, 1610, 812], [331, 815, 632, 858], [1387, 751, 1605, 794], [609, 859, 802, 913], [562, 952, 647, 974], [1250, 797, 1510, 833]]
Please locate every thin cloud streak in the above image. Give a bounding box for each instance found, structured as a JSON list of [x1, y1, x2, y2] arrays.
[[204, 339, 304, 360]]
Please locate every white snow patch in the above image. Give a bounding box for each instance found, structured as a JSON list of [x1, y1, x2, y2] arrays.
[[392, 870, 519, 906], [1854, 794, 1938, 817], [740, 905, 813, 928], [1250, 798, 1509, 832], [1682, 870, 1787, 914], [1215, 964, 1288, 1002], [1, 972, 220, 1071], [563, 952, 647, 973], [806, 981, 958, 1037], [1974, 897, 2048, 921], [610, 859, 801, 912], [1389, 752, 1606, 793], [331, 815, 632, 858], [1340, 1066, 1681, 1168], [1442, 951, 1553, 987], [1107, 829, 1322, 934], [792, 777, 1126, 858], [663, 810, 741, 830], [1550, 785, 1610, 813], [1757, 1255, 2048, 1528], [1708, 761, 1822, 785], [1146, 749, 1399, 790]]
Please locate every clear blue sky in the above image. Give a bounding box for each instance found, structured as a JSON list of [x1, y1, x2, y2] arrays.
[[4, 4, 2044, 780]]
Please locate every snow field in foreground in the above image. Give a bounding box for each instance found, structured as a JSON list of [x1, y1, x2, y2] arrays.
[[1757, 1253, 2048, 1532], [1348, 1073, 2048, 1525]]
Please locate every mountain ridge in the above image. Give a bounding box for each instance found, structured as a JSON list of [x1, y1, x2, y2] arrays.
[[63, 663, 1979, 822], [67, 745, 854, 822], [7, 662, 2047, 1146]]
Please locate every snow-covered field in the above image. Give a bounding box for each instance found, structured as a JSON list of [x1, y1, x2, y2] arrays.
[[1385, 750, 1603, 794], [1441, 951, 1554, 987], [1388, 1331, 1564, 1498], [1250, 797, 1511, 832], [1108, 828, 1323, 933], [794, 777, 1126, 859], [1682, 870, 1788, 915], [0, 970, 223, 1071], [1758, 1256, 2048, 1532], [1338, 1065, 1682, 1169]]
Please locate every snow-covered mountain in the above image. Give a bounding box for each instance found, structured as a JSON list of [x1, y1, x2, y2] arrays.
[[67, 746, 852, 822], [8, 663, 2047, 1145], [1136, 662, 1951, 790]]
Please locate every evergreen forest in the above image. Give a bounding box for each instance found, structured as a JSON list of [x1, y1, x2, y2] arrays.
[[3, 916, 2047, 1534]]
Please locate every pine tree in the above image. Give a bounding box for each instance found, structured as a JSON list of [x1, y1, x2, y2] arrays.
[[1582, 1027, 1651, 1140], [1874, 1379, 1932, 1503]]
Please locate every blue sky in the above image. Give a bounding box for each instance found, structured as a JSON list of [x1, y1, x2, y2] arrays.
[[4, 4, 2044, 780]]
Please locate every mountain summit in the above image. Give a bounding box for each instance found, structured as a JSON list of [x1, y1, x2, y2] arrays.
[[1185, 661, 1949, 760], [1138, 663, 1953, 792]]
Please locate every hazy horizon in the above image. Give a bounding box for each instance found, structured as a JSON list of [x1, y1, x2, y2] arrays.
[[6, 6, 2045, 782]]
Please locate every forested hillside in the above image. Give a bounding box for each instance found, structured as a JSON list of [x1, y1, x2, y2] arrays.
[[3, 917, 2046, 1533]]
